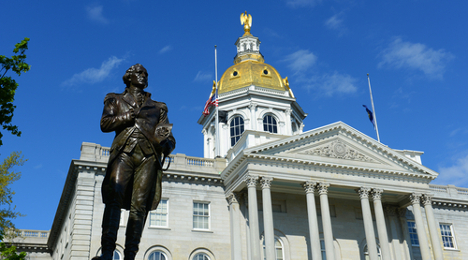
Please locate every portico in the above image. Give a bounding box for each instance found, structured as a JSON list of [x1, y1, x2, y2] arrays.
[[222, 122, 443, 260]]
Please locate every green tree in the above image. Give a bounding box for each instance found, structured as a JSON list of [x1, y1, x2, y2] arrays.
[[0, 38, 30, 146], [0, 233, 26, 260], [0, 38, 29, 260], [0, 152, 26, 260], [0, 152, 25, 234]]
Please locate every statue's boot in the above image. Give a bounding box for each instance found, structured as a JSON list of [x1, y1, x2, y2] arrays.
[[93, 204, 121, 260], [124, 211, 146, 260]]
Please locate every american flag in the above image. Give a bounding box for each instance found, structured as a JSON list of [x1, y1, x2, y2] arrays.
[[202, 88, 218, 116]]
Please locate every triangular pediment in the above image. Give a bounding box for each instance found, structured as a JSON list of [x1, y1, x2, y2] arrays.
[[287, 138, 387, 165], [242, 121, 438, 178]]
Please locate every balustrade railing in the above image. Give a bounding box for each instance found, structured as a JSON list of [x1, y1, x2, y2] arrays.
[[80, 142, 226, 172], [16, 230, 49, 238], [429, 185, 448, 193]]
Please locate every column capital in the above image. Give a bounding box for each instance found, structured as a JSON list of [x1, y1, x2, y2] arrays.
[[410, 193, 422, 205], [372, 188, 384, 200], [249, 101, 258, 109], [384, 205, 399, 217], [398, 208, 407, 218], [245, 175, 259, 188], [226, 193, 239, 205], [421, 194, 433, 206], [303, 181, 317, 194], [356, 187, 371, 199], [317, 182, 330, 195], [260, 176, 273, 189]]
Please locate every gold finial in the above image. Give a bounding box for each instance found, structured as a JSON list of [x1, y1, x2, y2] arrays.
[[240, 11, 252, 36]]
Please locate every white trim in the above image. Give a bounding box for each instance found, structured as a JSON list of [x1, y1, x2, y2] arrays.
[[143, 246, 172, 260], [149, 199, 169, 228], [189, 248, 215, 260], [192, 201, 211, 231], [440, 223, 458, 249], [407, 220, 420, 247]]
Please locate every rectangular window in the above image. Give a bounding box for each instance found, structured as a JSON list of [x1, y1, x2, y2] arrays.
[[320, 240, 326, 260], [149, 199, 169, 227], [440, 224, 457, 249], [193, 202, 210, 230], [407, 221, 419, 246]]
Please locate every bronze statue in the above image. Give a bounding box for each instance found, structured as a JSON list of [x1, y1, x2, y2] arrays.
[[94, 64, 175, 260]]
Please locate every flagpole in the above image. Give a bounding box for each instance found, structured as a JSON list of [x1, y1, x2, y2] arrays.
[[367, 73, 380, 142], [215, 45, 220, 157]]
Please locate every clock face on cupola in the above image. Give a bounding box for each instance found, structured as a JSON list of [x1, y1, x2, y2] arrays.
[[198, 12, 307, 159]]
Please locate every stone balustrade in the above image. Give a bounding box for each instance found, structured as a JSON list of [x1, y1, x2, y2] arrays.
[[79, 142, 226, 175]]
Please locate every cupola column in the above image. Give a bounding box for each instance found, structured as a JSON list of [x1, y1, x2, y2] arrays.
[[249, 102, 257, 131], [285, 109, 292, 135]]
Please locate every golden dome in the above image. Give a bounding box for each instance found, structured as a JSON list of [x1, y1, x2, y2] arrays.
[[218, 60, 287, 94], [216, 11, 294, 97]]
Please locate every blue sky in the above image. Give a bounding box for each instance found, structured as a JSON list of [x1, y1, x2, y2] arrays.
[[1, 1, 468, 230]]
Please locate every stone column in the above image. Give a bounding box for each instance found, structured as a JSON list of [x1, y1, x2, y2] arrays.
[[304, 181, 321, 260], [285, 108, 292, 135], [241, 191, 252, 260], [372, 189, 391, 260], [249, 102, 257, 131], [246, 175, 261, 260], [357, 187, 378, 260], [227, 193, 242, 260], [422, 194, 443, 260], [410, 193, 431, 260], [318, 183, 335, 260], [398, 208, 415, 260], [385, 206, 406, 260], [261, 177, 275, 260]]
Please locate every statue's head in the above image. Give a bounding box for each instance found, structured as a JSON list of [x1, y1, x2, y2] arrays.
[[123, 63, 148, 89]]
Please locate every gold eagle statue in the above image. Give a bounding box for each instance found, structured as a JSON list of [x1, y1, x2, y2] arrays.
[[240, 11, 252, 35]]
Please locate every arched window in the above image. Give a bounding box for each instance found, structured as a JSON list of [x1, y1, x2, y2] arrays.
[[230, 116, 244, 146], [363, 244, 381, 260], [263, 115, 277, 133], [148, 251, 167, 260], [193, 253, 210, 260], [113, 251, 121, 260], [263, 237, 284, 260]]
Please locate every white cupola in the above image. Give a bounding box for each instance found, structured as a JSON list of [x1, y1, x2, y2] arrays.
[[198, 12, 307, 159]]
